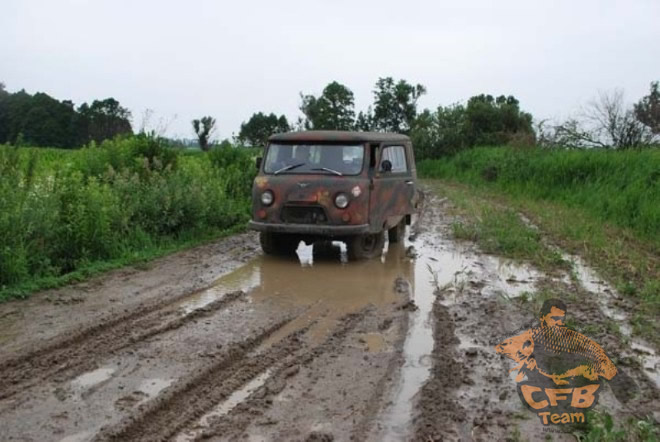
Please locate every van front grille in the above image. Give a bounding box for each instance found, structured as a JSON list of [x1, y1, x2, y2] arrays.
[[281, 205, 328, 224]]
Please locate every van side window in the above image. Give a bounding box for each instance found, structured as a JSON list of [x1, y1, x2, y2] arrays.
[[380, 145, 407, 173]]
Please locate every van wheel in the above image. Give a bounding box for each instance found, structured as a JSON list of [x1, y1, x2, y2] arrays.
[[347, 232, 385, 260], [260, 232, 300, 255], [388, 219, 406, 243]]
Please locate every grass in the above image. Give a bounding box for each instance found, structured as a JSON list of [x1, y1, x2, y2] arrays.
[[419, 147, 660, 246], [428, 181, 568, 273], [574, 411, 659, 441], [422, 155, 659, 346], [0, 224, 245, 302], [0, 135, 257, 302]]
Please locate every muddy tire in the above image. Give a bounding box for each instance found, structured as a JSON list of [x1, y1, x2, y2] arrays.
[[388, 219, 406, 243], [346, 232, 385, 261], [259, 232, 300, 256]]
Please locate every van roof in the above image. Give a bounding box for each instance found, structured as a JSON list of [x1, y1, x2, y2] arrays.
[[268, 130, 410, 144]]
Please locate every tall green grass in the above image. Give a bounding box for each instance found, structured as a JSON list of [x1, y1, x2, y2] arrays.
[[0, 135, 256, 299], [419, 147, 660, 247]]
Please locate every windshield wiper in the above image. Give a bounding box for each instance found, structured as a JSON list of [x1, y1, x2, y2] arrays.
[[311, 167, 343, 176], [274, 162, 306, 175]]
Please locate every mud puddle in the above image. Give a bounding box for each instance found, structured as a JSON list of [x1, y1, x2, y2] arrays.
[[178, 239, 411, 347]]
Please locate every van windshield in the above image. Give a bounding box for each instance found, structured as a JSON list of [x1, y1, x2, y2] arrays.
[[264, 144, 364, 176]]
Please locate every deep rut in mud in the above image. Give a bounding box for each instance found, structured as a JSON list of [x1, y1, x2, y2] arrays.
[[0, 289, 246, 401]]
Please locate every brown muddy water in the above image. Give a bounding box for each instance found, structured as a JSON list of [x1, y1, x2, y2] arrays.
[[0, 192, 658, 441]]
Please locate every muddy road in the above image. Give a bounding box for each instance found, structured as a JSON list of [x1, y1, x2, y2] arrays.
[[0, 187, 658, 441]]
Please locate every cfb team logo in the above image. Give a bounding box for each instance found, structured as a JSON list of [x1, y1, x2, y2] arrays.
[[495, 299, 617, 425]]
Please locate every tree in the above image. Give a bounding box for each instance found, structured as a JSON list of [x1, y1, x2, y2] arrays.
[[634, 81, 660, 135], [192, 116, 216, 151], [0, 82, 8, 143], [463, 94, 534, 146], [372, 77, 426, 133], [300, 81, 356, 130], [79, 98, 133, 144], [543, 89, 655, 149], [585, 90, 649, 149], [410, 103, 473, 159], [355, 107, 374, 132], [237, 112, 290, 146]]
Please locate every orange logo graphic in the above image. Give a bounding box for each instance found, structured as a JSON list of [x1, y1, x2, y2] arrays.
[[494, 299, 617, 425]]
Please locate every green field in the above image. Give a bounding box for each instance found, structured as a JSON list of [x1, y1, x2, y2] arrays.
[[419, 147, 660, 244], [0, 136, 257, 300]]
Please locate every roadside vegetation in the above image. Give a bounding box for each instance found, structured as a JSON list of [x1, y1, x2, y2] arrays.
[[0, 135, 256, 301], [420, 146, 659, 345]]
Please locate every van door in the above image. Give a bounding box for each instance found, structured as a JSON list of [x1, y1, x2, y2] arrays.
[[368, 143, 415, 232]]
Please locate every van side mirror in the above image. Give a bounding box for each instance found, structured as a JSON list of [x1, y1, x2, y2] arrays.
[[381, 160, 392, 173], [255, 157, 262, 170]]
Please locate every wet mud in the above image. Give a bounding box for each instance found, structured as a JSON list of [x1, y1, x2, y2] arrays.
[[0, 188, 657, 441], [410, 193, 659, 441]]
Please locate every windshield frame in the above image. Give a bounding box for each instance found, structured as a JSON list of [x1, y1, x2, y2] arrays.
[[262, 142, 366, 176]]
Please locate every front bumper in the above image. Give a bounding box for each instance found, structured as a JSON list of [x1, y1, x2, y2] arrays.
[[248, 220, 370, 236]]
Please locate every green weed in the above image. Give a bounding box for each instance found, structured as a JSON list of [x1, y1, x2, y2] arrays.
[[0, 136, 256, 301], [419, 147, 660, 246]]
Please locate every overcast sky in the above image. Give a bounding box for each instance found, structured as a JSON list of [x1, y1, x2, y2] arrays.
[[2, 0, 659, 139]]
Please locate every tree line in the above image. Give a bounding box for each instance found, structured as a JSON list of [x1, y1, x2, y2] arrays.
[[235, 78, 659, 157], [0, 82, 132, 148], [235, 78, 537, 158], [2, 77, 657, 156]]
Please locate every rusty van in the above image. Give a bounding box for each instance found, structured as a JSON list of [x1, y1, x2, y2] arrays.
[[248, 131, 419, 260]]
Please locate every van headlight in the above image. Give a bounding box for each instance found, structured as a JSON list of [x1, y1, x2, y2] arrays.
[[261, 190, 274, 206], [334, 193, 349, 209]]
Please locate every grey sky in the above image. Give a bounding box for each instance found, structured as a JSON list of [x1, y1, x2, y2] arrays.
[[2, 0, 659, 140]]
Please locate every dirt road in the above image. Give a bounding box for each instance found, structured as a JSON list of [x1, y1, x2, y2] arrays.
[[0, 187, 657, 441]]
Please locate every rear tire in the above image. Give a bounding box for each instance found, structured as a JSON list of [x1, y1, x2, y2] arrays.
[[259, 232, 300, 255], [347, 232, 385, 261], [388, 219, 406, 243]]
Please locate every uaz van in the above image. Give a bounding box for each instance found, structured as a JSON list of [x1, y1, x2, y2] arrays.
[[248, 131, 419, 260]]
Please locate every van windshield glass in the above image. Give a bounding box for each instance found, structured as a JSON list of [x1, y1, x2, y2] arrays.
[[264, 144, 364, 176]]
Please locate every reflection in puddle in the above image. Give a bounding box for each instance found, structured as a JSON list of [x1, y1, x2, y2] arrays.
[[71, 367, 115, 389], [174, 370, 273, 442], [378, 239, 437, 440], [248, 240, 414, 347], [179, 263, 262, 313]]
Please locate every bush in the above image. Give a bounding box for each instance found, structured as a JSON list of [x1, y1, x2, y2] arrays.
[[0, 136, 256, 296]]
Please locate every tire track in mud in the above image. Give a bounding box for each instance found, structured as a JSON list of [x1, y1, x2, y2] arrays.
[[413, 295, 468, 441], [94, 314, 308, 441], [188, 308, 374, 441], [0, 289, 246, 401]]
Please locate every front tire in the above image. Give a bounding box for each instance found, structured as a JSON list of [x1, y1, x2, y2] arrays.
[[347, 232, 385, 261]]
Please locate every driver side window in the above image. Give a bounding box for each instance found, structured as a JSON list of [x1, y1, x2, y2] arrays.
[[380, 145, 407, 173]]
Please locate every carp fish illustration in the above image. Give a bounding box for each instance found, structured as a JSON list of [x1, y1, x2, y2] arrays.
[[495, 299, 617, 386]]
